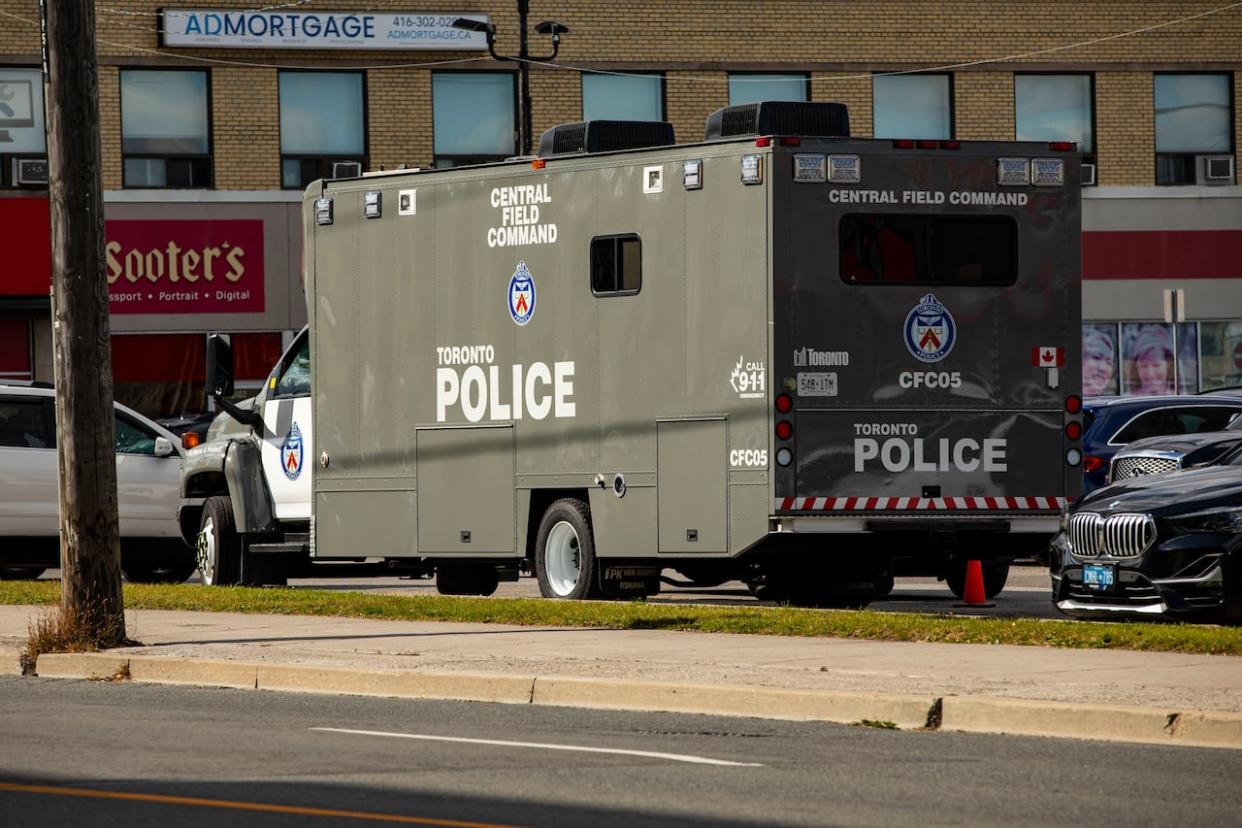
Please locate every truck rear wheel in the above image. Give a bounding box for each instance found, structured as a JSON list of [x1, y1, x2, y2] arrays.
[[435, 562, 500, 596], [945, 559, 1010, 600], [535, 498, 599, 600], [197, 496, 240, 587]]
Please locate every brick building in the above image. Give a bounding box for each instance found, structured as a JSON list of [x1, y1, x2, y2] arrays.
[[1, 0, 1240, 410]]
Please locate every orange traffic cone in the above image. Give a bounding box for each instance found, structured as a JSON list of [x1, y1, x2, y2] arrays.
[[955, 559, 995, 608]]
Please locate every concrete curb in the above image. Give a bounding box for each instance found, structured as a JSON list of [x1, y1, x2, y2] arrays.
[[2, 648, 24, 676], [28, 651, 1242, 750]]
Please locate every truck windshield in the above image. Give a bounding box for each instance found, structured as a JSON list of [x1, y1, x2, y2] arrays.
[[839, 214, 1017, 286]]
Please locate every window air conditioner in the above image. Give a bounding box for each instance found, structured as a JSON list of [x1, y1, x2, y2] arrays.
[[1203, 156, 1235, 183], [14, 158, 49, 186], [1080, 162, 1096, 187], [330, 161, 363, 179]]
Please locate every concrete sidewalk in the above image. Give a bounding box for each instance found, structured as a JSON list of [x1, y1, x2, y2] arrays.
[[4, 604, 1242, 748]]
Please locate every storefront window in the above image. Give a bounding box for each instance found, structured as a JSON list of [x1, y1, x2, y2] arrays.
[[1154, 73, 1234, 185], [0, 67, 47, 188], [432, 73, 515, 168], [873, 74, 952, 139], [582, 74, 664, 121], [1082, 322, 1118, 396], [111, 333, 206, 418], [1199, 322, 1242, 392], [121, 69, 212, 189], [280, 71, 366, 188], [0, 317, 33, 381], [1015, 74, 1094, 166], [728, 74, 808, 106], [1120, 322, 1179, 396]]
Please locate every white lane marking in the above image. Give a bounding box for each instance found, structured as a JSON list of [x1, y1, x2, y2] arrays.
[[311, 727, 764, 767]]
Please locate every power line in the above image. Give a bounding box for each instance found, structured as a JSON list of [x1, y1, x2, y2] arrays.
[[3, 2, 1240, 77], [520, 1, 1242, 84]]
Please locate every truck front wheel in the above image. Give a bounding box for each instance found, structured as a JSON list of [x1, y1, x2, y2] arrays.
[[535, 498, 599, 600], [197, 496, 240, 587]]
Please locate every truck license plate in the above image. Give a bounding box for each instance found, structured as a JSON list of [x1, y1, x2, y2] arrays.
[[1082, 564, 1116, 591], [797, 372, 837, 397]]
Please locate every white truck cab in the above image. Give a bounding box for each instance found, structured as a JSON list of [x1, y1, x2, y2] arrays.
[[178, 327, 317, 585]]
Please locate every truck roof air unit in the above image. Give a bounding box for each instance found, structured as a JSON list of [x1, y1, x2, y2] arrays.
[[705, 101, 850, 141], [538, 120, 676, 157]]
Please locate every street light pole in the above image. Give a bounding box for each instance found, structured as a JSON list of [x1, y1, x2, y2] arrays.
[[452, 7, 568, 158]]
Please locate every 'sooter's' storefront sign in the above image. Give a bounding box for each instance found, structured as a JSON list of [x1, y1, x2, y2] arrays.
[[106, 219, 265, 315], [160, 9, 490, 50]]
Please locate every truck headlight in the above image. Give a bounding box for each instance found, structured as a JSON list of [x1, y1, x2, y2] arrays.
[[1163, 506, 1242, 534]]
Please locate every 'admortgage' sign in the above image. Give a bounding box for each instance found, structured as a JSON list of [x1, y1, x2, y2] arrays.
[[160, 9, 490, 50]]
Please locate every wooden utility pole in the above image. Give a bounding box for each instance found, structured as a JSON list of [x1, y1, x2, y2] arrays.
[[40, 0, 126, 644]]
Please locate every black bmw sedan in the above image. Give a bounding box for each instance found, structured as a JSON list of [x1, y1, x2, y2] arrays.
[[1050, 447, 1242, 623]]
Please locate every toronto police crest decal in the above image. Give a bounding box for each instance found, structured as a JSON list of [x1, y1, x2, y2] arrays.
[[282, 423, 304, 481], [508, 261, 536, 326], [903, 293, 956, 363]]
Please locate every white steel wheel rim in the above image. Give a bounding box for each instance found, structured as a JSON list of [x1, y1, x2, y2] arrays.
[[545, 520, 583, 597], [197, 518, 217, 585]]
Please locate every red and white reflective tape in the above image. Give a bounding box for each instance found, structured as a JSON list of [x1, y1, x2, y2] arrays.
[[774, 496, 1068, 512]]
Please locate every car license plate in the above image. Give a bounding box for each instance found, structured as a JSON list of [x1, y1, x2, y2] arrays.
[[797, 372, 837, 397], [1082, 563, 1116, 591]]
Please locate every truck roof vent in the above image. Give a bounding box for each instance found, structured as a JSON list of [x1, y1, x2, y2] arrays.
[[538, 120, 676, 157], [705, 101, 850, 141]]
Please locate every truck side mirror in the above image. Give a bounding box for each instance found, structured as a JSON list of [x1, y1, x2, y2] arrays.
[[206, 334, 235, 399]]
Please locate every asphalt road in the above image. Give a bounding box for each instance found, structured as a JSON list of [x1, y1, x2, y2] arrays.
[[3, 676, 1240, 827]]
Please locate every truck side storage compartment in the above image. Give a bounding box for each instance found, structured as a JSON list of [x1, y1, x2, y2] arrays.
[[657, 418, 728, 553], [416, 424, 516, 554]]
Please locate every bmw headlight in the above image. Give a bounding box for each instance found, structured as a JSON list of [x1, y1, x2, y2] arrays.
[[1163, 506, 1242, 534]]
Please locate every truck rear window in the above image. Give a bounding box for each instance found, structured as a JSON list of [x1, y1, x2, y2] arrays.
[[839, 214, 1017, 286]]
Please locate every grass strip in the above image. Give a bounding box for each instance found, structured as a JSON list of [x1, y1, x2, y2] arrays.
[[2, 580, 1241, 655]]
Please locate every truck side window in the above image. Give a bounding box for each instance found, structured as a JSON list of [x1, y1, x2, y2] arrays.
[[591, 234, 642, 296], [273, 336, 311, 398]]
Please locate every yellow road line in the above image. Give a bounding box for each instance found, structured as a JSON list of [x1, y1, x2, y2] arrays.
[[0, 781, 520, 827]]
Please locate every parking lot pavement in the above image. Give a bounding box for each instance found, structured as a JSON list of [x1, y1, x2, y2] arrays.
[[38, 564, 1058, 618]]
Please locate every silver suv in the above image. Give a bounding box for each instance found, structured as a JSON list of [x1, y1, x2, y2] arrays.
[[0, 383, 196, 583]]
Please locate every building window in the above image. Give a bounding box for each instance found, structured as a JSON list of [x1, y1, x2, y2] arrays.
[[1015, 74, 1095, 173], [432, 72, 516, 168], [590, 234, 642, 296], [0, 67, 46, 189], [727, 73, 808, 106], [0, 317, 33, 381], [872, 74, 953, 139], [120, 69, 212, 188], [1154, 73, 1234, 185], [582, 74, 664, 121], [280, 71, 366, 189]]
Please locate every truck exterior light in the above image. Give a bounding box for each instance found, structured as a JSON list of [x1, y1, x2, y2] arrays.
[[1032, 158, 1065, 186], [827, 154, 860, 183], [997, 157, 1030, 186]]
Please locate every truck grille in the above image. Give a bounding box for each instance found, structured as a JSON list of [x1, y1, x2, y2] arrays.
[[1108, 455, 1180, 483], [1068, 512, 1156, 558]]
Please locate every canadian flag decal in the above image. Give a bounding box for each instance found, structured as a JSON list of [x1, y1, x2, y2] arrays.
[[1031, 346, 1065, 367]]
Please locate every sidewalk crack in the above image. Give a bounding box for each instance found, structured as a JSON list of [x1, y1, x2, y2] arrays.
[[924, 697, 943, 730]]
